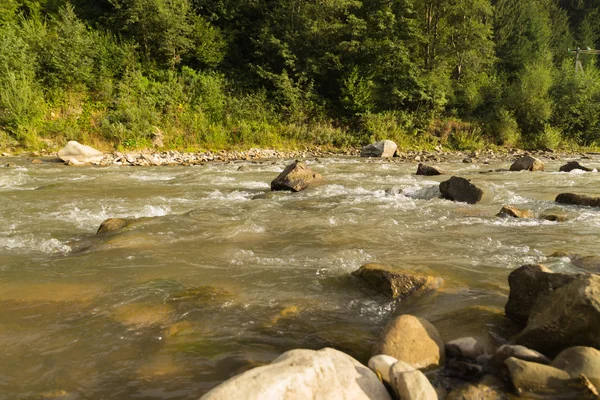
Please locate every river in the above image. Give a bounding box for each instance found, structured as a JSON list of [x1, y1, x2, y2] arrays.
[[0, 155, 599, 399]]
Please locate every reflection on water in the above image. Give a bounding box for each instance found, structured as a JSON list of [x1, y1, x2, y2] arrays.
[[1, 155, 599, 398]]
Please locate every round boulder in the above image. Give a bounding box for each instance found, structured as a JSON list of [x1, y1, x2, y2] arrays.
[[374, 315, 445, 371], [58, 141, 104, 164], [439, 176, 483, 204], [509, 155, 544, 172], [552, 346, 600, 389]]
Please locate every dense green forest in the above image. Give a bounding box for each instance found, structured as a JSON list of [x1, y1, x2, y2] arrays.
[[1, 0, 600, 151]]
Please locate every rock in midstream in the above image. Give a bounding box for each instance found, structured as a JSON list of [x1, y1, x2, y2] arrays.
[[416, 163, 443, 176], [439, 176, 483, 204], [556, 193, 600, 207], [351, 263, 442, 300], [559, 161, 593, 172], [270, 161, 325, 192], [496, 205, 534, 219], [96, 218, 136, 234], [509, 155, 544, 172]]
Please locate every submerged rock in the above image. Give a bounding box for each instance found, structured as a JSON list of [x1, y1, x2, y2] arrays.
[[200, 347, 392, 400], [374, 314, 445, 371], [509, 155, 544, 172], [496, 205, 534, 219], [556, 193, 600, 208], [439, 176, 483, 204], [360, 140, 397, 158], [270, 161, 324, 192], [552, 346, 600, 389], [504, 264, 575, 325], [516, 274, 600, 355], [446, 375, 506, 400], [559, 161, 593, 172], [445, 337, 488, 360], [112, 303, 173, 328], [539, 212, 571, 222], [416, 163, 443, 176], [352, 263, 442, 300], [96, 218, 135, 234], [58, 141, 104, 164]]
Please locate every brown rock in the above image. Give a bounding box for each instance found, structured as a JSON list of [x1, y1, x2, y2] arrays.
[[552, 346, 600, 389], [352, 263, 442, 300], [505, 357, 574, 395], [559, 161, 593, 172], [96, 218, 135, 235], [496, 205, 534, 219], [439, 176, 483, 204], [509, 155, 544, 172], [505, 264, 575, 325], [31, 159, 43, 165], [446, 375, 506, 400], [374, 315, 445, 371], [540, 212, 570, 222], [270, 161, 324, 192], [556, 193, 600, 208], [516, 274, 600, 355], [416, 163, 443, 176]]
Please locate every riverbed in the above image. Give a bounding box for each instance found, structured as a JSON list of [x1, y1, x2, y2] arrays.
[[0, 155, 599, 399]]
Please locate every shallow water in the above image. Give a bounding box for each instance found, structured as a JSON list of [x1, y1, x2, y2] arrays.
[[1, 155, 599, 399]]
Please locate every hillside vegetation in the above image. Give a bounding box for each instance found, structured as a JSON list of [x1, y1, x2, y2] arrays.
[[1, 0, 600, 151]]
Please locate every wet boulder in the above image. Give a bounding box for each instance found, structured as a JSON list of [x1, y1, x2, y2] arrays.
[[58, 141, 104, 164], [360, 140, 397, 158], [270, 161, 324, 192], [374, 314, 445, 371], [559, 161, 593, 172], [96, 218, 135, 235], [492, 344, 551, 367], [445, 337, 488, 360], [516, 274, 600, 355], [552, 346, 600, 389], [352, 263, 442, 300], [505, 357, 574, 395], [416, 163, 443, 176], [509, 155, 544, 172], [539, 212, 571, 222], [496, 205, 534, 219], [439, 176, 483, 204], [505, 264, 575, 325], [200, 347, 392, 400], [556, 193, 600, 208]]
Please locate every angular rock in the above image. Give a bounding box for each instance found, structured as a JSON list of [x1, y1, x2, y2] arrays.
[[360, 140, 397, 158], [559, 161, 593, 172], [505, 264, 575, 325], [552, 346, 600, 389], [496, 205, 534, 219], [374, 315, 445, 371], [352, 263, 443, 300], [391, 370, 437, 400], [509, 155, 544, 172], [445, 337, 488, 360], [270, 161, 324, 192], [516, 274, 600, 355], [556, 193, 600, 208], [416, 163, 443, 176], [200, 347, 392, 400], [368, 354, 398, 383], [96, 218, 135, 235], [439, 176, 483, 204], [492, 345, 551, 367], [505, 357, 573, 395], [58, 141, 104, 164]]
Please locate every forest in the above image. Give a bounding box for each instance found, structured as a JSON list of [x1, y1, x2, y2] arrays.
[[1, 0, 600, 151]]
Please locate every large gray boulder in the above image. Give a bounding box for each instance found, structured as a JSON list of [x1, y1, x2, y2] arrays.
[[556, 193, 600, 208], [439, 176, 483, 204], [58, 141, 104, 163], [552, 346, 600, 389], [516, 274, 600, 355], [504, 264, 575, 325], [374, 315, 445, 371], [271, 161, 325, 192], [352, 263, 442, 300], [200, 347, 391, 400], [509, 155, 544, 172], [360, 140, 397, 158]]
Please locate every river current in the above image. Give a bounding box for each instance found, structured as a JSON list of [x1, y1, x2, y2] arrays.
[[1, 155, 599, 399]]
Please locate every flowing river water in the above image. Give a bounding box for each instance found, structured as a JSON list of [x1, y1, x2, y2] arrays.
[[1, 154, 599, 399]]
